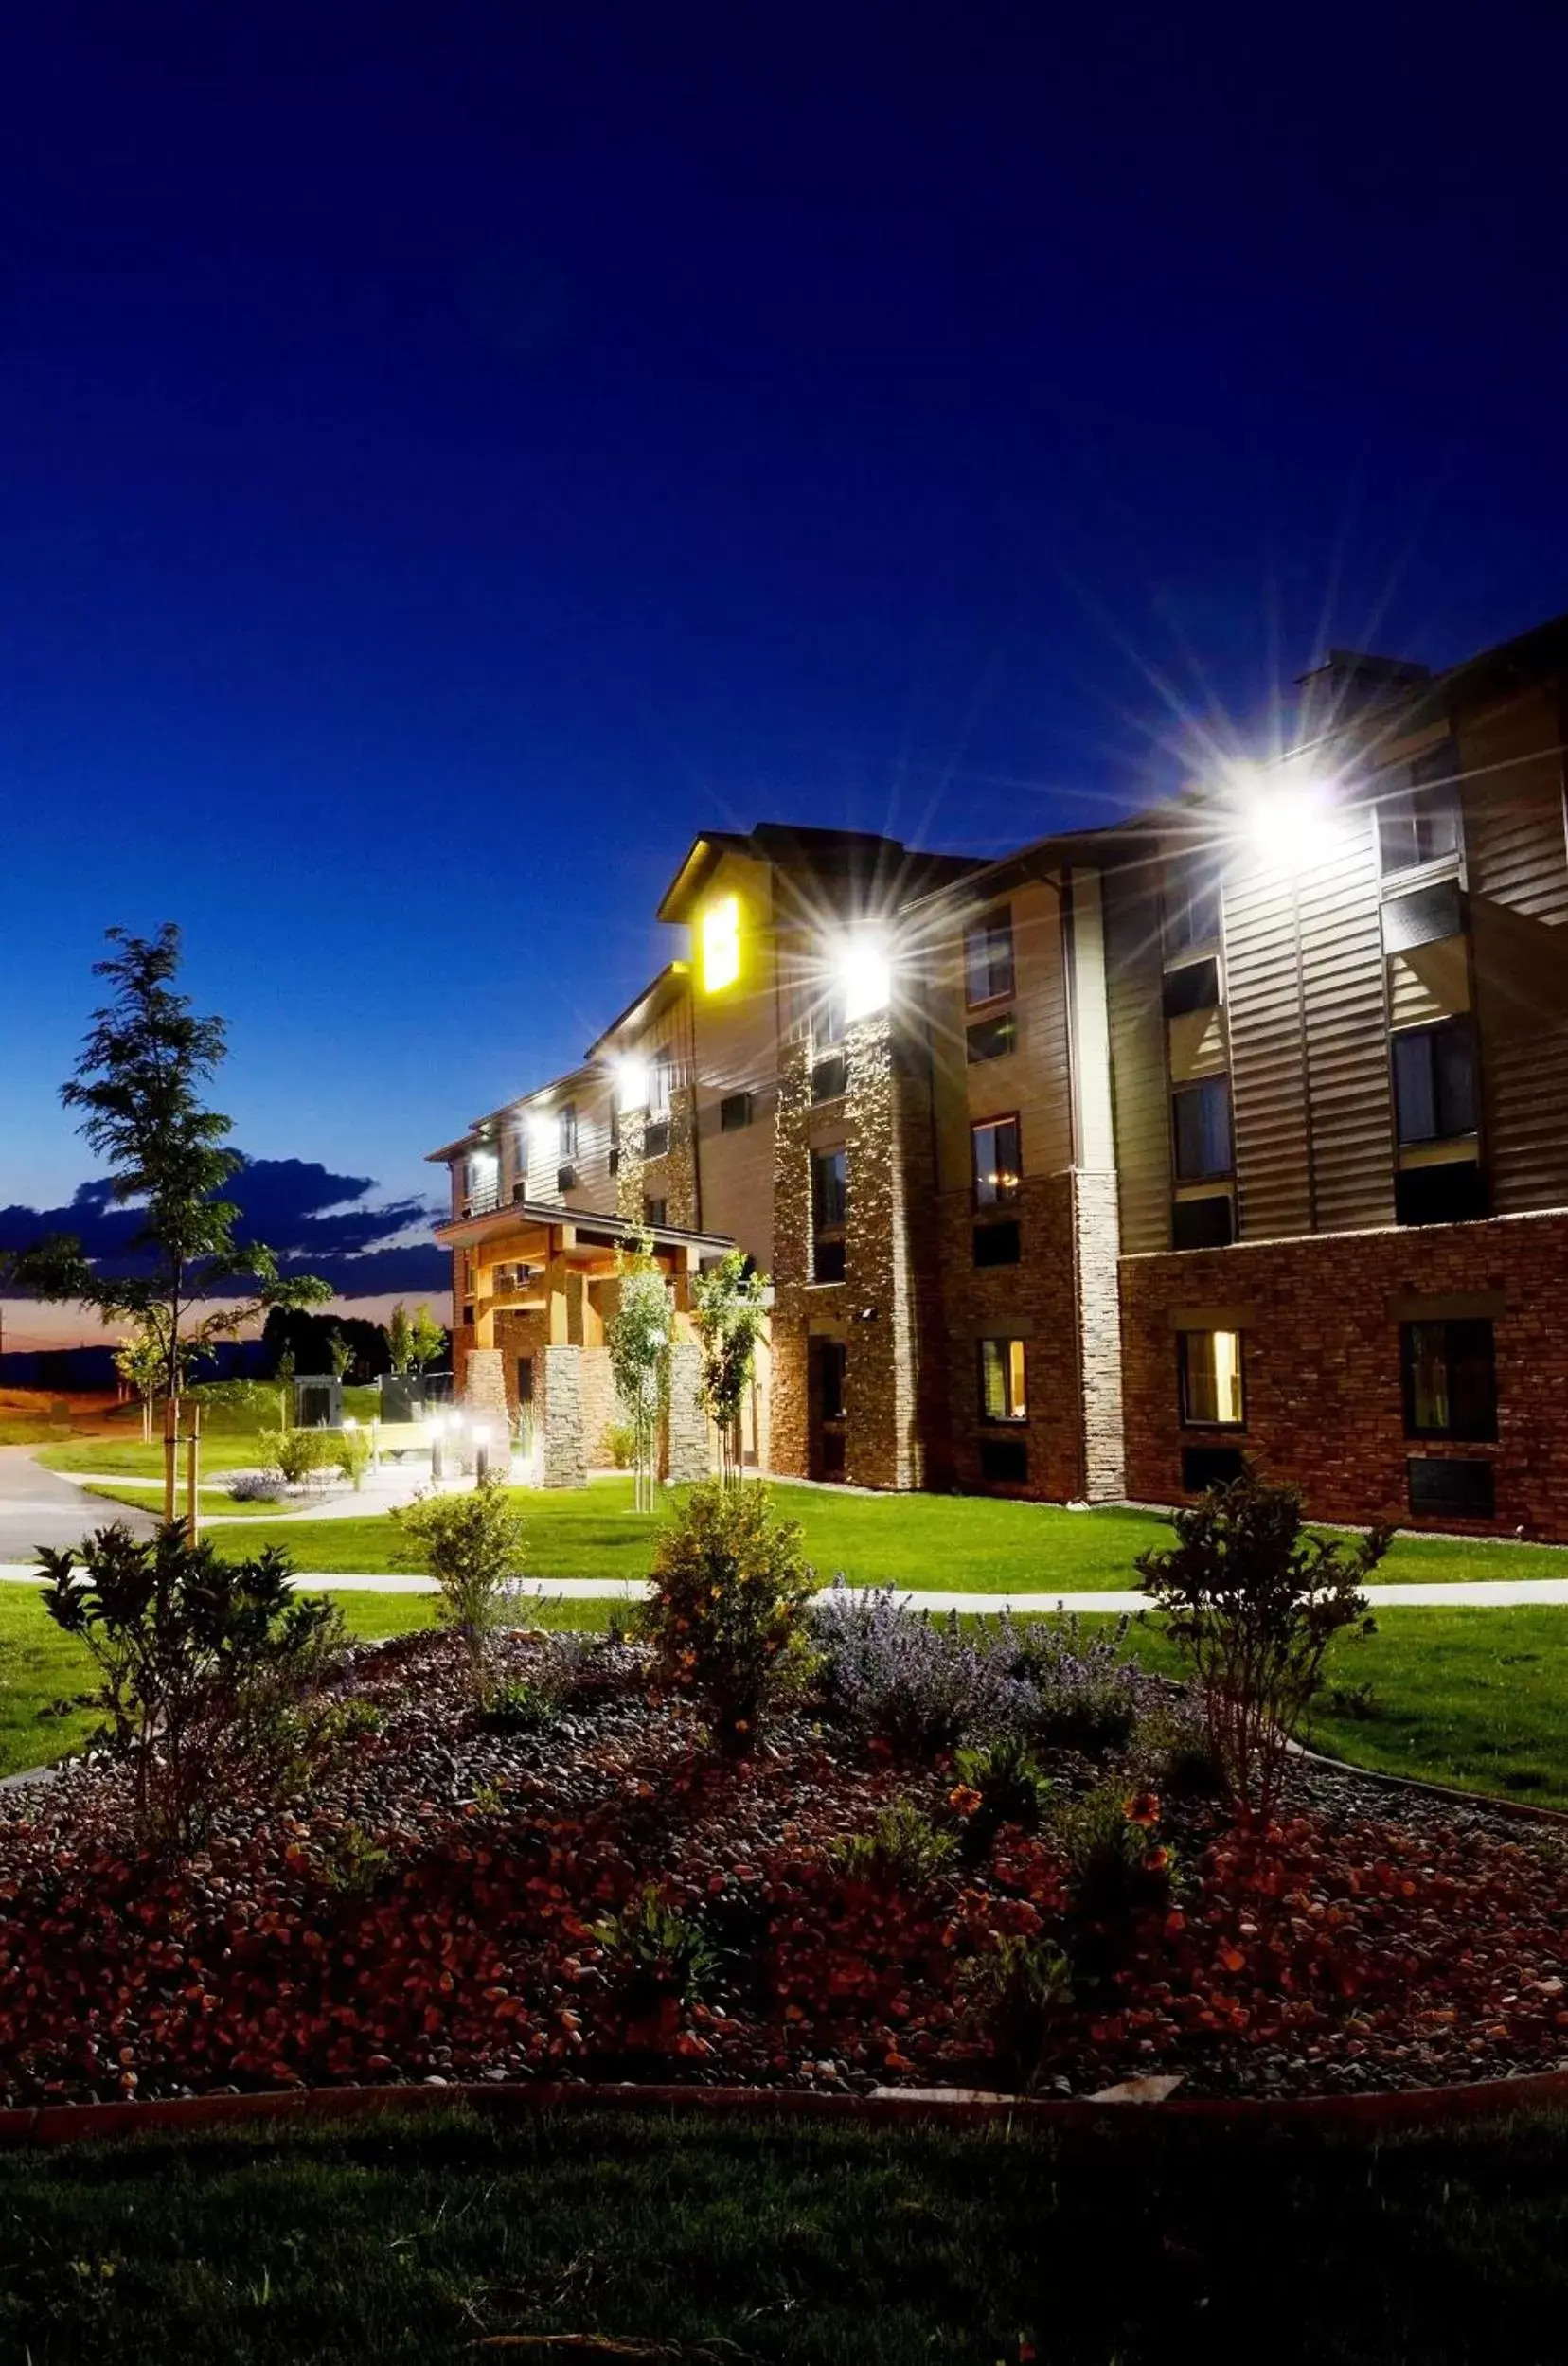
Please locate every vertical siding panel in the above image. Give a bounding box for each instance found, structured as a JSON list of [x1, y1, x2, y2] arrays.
[[1296, 813, 1396, 1233], [1462, 685, 1568, 1213], [1102, 860, 1170, 1254], [1222, 863, 1312, 1239]]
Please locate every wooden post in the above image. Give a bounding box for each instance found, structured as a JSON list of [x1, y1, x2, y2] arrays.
[[185, 1400, 201, 1544], [162, 1396, 178, 1524]]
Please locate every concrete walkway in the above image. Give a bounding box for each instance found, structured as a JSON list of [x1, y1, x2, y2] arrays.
[[0, 1445, 156, 1556], [1, 1566, 1565, 1612]]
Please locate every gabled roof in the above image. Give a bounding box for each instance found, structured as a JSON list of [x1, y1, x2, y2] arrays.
[[655, 823, 981, 924], [583, 960, 690, 1060]]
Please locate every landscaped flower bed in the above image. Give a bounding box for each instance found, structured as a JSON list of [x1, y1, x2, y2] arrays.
[[2, 1624, 1566, 2108]]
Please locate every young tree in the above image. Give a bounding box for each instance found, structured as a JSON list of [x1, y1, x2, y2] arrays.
[[691, 1249, 768, 1485], [1136, 1469, 1387, 1826], [606, 1228, 671, 1513], [113, 1325, 167, 1444], [327, 1327, 355, 1380], [7, 927, 330, 1497], [386, 1302, 415, 1378], [408, 1304, 446, 1376]]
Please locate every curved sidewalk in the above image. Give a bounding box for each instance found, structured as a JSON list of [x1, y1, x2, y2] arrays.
[[2, 1568, 1566, 1611]]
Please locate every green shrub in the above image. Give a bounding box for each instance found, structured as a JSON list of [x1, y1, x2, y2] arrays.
[[392, 1475, 526, 1689], [37, 1523, 346, 1848], [1136, 1469, 1386, 1823], [827, 1799, 956, 1891], [592, 1886, 719, 2016], [477, 1675, 563, 1735], [640, 1480, 817, 1752], [260, 1427, 336, 1487], [333, 1426, 372, 1491], [1057, 1788, 1173, 1929], [950, 1733, 1052, 1863], [600, 1421, 636, 1469], [970, 1933, 1074, 2092]]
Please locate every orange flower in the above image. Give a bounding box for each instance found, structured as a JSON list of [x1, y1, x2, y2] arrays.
[[948, 1785, 983, 1815], [1124, 1790, 1160, 1828]]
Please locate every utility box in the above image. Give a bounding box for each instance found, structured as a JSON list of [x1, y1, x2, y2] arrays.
[[293, 1375, 342, 1429], [379, 1376, 425, 1425]]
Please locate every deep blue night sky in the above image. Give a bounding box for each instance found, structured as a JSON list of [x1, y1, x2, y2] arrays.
[[3, 1, 1567, 1252]]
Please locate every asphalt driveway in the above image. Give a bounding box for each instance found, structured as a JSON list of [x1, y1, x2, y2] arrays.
[[0, 1446, 155, 1558]]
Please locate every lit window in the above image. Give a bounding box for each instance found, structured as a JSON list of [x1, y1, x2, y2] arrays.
[[979, 1337, 1027, 1423], [971, 1116, 1021, 1206], [1402, 1319, 1496, 1441], [702, 895, 741, 992], [559, 1101, 578, 1160], [1172, 1076, 1232, 1180], [965, 909, 1015, 1006], [1179, 1329, 1244, 1428]]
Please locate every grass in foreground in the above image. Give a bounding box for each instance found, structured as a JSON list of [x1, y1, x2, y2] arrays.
[[2, 2102, 1567, 2362]]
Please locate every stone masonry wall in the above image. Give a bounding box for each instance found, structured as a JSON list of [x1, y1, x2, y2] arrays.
[[767, 1040, 813, 1479], [843, 1014, 928, 1490], [462, 1346, 508, 1433], [662, 1337, 712, 1483], [538, 1343, 586, 1488], [1120, 1207, 1568, 1538], [1074, 1168, 1127, 1502]]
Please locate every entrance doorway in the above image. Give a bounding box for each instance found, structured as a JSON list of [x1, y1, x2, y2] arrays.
[[809, 1337, 847, 1480]]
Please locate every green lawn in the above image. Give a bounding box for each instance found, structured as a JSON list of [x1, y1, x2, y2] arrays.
[[42, 1436, 282, 1477], [1, 2102, 1566, 2362], [160, 1476, 1568, 1592]]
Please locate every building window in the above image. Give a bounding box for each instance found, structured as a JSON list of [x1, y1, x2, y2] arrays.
[[815, 987, 846, 1049], [971, 1115, 1021, 1206], [1162, 955, 1221, 1017], [701, 894, 741, 992], [811, 1050, 848, 1104], [1378, 750, 1462, 877], [1392, 1018, 1477, 1145], [1172, 1076, 1232, 1181], [818, 1338, 846, 1420], [979, 1336, 1027, 1422], [559, 1101, 578, 1160], [649, 1047, 674, 1121], [966, 1012, 1017, 1063], [720, 1091, 753, 1132], [643, 1195, 668, 1229], [1402, 1319, 1497, 1442], [1162, 856, 1221, 956], [811, 1147, 847, 1283], [965, 908, 1015, 1006], [1179, 1329, 1244, 1428]]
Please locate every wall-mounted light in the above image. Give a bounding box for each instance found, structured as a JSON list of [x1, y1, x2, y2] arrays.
[[833, 925, 892, 1021], [1232, 761, 1340, 875], [701, 893, 741, 993], [527, 1109, 556, 1150], [614, 1055, 649, 1112]]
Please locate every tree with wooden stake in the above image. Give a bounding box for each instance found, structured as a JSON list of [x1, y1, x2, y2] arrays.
[[607, 1228, 671, 1514], [5, 925, 331, 1527], [113, 1325, 166, 1444], [691, 1249, 768, 1485]]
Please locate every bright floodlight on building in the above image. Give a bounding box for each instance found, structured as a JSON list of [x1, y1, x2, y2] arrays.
[[1234, 761, 1339, 874], [614, 1054, 649, 1112], [835, 926, 892, 1022]]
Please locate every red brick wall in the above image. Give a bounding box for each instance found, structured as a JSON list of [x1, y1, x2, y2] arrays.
[[936, 1172, 1084, 1501], [1119, 1209, 1568, 1539]]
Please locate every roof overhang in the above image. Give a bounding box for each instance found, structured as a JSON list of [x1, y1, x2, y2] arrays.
[[583, 961, 690, 1059], [435, 1196, 734, 1269]]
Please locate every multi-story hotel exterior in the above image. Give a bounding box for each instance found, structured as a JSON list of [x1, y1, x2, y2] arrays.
[[431, 609, 1568, 1540]]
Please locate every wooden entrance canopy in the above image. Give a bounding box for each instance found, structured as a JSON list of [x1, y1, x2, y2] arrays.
[[436, 1198, 736, 1349]]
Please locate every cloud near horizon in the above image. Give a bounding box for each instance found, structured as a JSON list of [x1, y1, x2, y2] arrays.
[[0, 1158, 450, 1302]]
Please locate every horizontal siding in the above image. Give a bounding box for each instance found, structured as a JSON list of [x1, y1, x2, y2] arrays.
[[1462, 685, 1568, 1213], [1102, 860, 1170, 1254], [1222, 864, 1311, 1239], [1295, 815, 1395, 1234]]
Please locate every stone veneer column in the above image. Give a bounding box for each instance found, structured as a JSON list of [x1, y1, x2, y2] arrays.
[[1072, 1167, 1126, 1501], [538, 1343, 587, 1488], [662, 1337, 711, 1482], [766, 1041, 813, 1477], [844, 1014, 928, 1490], [615, 1107, 647, 1223], [462, 1347, 508, 1434]]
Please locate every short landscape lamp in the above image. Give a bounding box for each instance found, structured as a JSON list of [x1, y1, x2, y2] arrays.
[[472, 1423, 492, 1484]]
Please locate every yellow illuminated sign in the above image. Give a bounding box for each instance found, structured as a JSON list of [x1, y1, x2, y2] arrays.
[[701, 894, 741, 992]]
